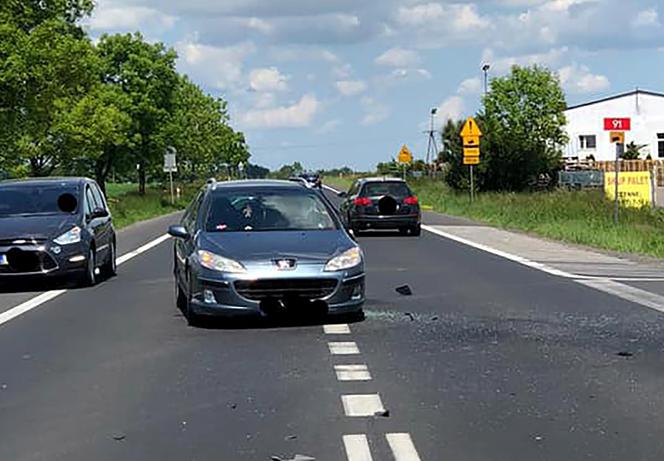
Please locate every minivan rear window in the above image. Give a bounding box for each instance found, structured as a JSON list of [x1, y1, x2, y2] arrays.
[[361, 182, 411, 198], [0, 185, 79, 217]]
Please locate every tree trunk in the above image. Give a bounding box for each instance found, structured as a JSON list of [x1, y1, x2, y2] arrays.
[[138, 162, 146, 195]]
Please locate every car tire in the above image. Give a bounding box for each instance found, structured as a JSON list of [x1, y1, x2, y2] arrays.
[[411, 224, 422, 237], [80, 248, 97, 287], [101, 240, 117, 277], [181, 271, 203, 327]]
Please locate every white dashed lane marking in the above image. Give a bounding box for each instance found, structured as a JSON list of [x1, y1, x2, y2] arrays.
[[324, 323, 351, 334], [335, 364, 372, 381], [342, 394, 385, 417], [386, 433, 423, 461], [343, 434, 373, 461], [328, 341, 360, 355]]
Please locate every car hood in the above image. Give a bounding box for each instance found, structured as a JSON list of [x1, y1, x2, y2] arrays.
[[0, 215, 78, 241], [200, 230, 354, 264]]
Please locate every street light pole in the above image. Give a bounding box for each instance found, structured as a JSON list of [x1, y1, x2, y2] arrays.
[[482, 63, 491, 96]]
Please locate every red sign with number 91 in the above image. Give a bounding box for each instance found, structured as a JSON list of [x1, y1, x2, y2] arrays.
[[604, 118, 631, 131]]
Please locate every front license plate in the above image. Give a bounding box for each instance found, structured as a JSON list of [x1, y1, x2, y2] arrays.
[[0, 254, 7, 266]]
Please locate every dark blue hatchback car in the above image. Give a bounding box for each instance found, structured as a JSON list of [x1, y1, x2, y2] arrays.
[[168, 180, 365, 325], [0, 178, 116, 287]]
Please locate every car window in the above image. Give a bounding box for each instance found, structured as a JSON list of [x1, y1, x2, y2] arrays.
[[361, 182, 411, 198], [183, 190, 204, 230], [205, 190, 337, 232], [349, 181, 360, 196], [90, 184, 106, 211], [0, 185, 80, 217], [85, 186, 97, 215]]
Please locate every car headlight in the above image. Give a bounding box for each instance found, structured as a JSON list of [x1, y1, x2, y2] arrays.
[[53, 226, 82, 245], [325, 247, 363, 272], [197, 250, 246, 273]]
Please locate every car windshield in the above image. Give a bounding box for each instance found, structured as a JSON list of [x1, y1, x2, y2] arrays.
[[362, 182, 411, 197], [0, 185, 79, 217], [205, 190, 337, 232]]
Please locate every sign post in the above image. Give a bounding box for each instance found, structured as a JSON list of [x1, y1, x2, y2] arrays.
[[163, 147, 177, 205], [397, 145, 413, 179], [604, 118, 630, 224], [460, 117, 482, 202]]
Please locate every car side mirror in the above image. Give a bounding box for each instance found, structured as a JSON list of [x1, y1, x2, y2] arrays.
[[89, 207, 109, 220], [168, 225, 190, 240], [337, 191, 348, 198]]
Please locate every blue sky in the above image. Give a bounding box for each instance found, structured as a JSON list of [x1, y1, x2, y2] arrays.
[[85, 0, 664, 171]]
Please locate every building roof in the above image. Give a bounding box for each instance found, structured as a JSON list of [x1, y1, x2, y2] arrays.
[[566, 89, 664, 111]]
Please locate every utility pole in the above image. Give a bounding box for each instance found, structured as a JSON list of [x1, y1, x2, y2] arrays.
[[425, 108, 439, 175], [482, 63, 491, 96]]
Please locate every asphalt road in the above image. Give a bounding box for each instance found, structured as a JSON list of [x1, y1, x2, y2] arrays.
[[2, 191, 664, 460]]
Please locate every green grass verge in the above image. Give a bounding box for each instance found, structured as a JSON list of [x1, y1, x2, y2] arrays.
[[410, 179, 664, 259], [106, 183, 200, 229], [324, 176, 356, 192]]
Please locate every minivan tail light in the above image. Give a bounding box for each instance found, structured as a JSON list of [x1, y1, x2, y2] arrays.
[[404, 196, 419, 205], [353, 197, 372, 206]]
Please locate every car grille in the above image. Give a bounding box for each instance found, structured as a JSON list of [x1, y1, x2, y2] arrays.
[[0, 238, 47, 247], [234, 279, 338, 301], [0, 249, 58, 274]]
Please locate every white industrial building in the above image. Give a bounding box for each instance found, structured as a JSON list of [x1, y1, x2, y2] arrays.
[[564, 89, 664, 161]]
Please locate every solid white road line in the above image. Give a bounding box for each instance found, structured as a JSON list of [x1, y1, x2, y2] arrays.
[[386, 433, 422, 461], [342, 394, 385, 417], [324, 323, 351, 334], [0, 233, 172, 328], [335, 364, 372, 381], [343, 434, 374, 461], [115, 234, 171, 265], [329, 341, 360, 355], [577, 279, 664, 313]]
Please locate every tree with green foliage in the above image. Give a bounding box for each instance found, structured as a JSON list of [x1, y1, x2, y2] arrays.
[[0, 3, 98, 176], [622, 141, 647, 160], [271, 162, 305, 179], [97, 33, 179, 194], [53, 84, 133, 193], [479, 65, 567, 191]]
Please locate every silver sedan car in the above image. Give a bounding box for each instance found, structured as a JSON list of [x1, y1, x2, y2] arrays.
[[168, 180, 365, 325]]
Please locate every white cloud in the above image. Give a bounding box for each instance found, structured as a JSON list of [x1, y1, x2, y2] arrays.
[[87, 4, 177, 31], [241, 94, 320, 128], [558, 64, 610, 94], [316, 119, 341, 134], [375, 47, 420, 67], [332, 63, 354, 79], [249, 67, 290, 92], [632, 8, 660, 27], [457, 77, 482, 95], [336, 80, 368, 96], [436, 96, 465, 123], [361, 97, 390, 125], [485, 47, 569, 74], [175, 40, 256, 90], [396, 3, 490, 31]]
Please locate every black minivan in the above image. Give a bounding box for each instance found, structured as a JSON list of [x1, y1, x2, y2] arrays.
[[0, 178, 116, 286]]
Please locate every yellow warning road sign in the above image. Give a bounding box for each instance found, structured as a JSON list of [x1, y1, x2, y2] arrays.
[[460, 117, 482, 137], [398, 145, 413, 164], [463, 136, 480, 147], [463, 147, 480, 158], [464, 156, 480, 165]]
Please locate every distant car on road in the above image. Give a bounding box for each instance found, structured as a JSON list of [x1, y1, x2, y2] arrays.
[[299, 172, 322, 188], [168, 180, 365, 325], [0, 178, 116, 286], [338, 177, 421, 236]]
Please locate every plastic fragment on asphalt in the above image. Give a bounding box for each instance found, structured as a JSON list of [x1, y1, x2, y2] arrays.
[[404, 312, 415, 321], [285, 435, 298, 441], [616, 351, 634, 357], [396, 285, 412, 296], [112, 434, 126, 441]]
